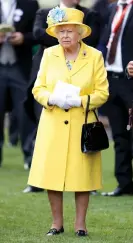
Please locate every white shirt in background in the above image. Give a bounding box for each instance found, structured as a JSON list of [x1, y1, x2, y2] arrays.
[[1, 0, 16, 24], [0, 0, 17, 65]]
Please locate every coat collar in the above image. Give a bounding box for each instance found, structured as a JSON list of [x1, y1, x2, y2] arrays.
[[52, 41, 89, 77]]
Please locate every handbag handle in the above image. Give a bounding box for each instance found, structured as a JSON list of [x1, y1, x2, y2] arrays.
[[85, 96, 99, 124]]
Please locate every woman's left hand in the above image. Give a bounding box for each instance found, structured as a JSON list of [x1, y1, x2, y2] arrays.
[[48, 93, 72, 109], [66, 95, 81, 107]]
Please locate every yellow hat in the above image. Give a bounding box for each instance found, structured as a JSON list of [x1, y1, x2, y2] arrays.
[[46, 7, 91, 39]]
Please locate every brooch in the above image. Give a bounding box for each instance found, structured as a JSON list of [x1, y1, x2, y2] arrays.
[[83, 51, 87, 57]]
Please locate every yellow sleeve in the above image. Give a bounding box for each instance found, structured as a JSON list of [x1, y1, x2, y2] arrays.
[[32, 49, 53, 110], [81, 52, 109, 111]]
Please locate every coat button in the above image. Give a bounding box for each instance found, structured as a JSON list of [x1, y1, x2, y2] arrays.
[[64, 120, 69, 124]]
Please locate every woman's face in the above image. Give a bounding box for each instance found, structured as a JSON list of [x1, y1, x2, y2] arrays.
[[56, 24, 80, 49]]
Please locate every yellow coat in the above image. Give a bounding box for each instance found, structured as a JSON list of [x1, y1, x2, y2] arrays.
[[28, 42, 109, 192]]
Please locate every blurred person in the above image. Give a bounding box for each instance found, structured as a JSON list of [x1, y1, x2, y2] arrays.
[[81, 0, 112, 30], [28, 7, 109, 236], [23, 0, 102, 192], [99, 0, 133, 196], [37, 0, 59, 8], [93, 0, 110, 29], [8, 46, 40, 148], [0, 0, 39, 167]]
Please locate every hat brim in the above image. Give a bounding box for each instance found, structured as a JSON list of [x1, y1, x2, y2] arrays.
[[46, 22, 91, 39]]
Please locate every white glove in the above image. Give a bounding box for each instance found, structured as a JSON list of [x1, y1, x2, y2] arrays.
[[66, 95, 81, 107], [59, 100, 71, 110], [48, 81, 68, 106], [48, 82, 67, 106], [48, 81, 81, 109], [48, 93, 71, 109], [48, 93, 58, 106], [54, 80, 80, 96]]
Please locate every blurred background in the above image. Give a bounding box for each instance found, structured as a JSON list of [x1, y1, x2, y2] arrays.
[[38, 0, 116, 8]]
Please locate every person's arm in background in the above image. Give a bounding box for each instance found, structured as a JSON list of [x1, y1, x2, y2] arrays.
[[126, 62, 133, 128], [33, 8, 58, 46]]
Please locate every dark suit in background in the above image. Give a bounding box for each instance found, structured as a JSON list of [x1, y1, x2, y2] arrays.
[[92, 0, 110, 29], [8, 112, 19, 146], [99, 2, 133, 195], [0, 0, 39, 166]]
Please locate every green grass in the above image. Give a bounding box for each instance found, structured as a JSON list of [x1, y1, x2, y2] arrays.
[[0, 143, 133, 243]]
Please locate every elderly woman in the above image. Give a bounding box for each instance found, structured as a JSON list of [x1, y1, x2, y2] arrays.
[[28, 7, 109, 237]]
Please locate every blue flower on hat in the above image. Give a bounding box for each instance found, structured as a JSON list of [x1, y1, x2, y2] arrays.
[[47, 7, 67, 26]]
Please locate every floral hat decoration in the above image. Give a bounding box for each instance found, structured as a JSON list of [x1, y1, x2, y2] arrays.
[[46, 7, 91, 39]]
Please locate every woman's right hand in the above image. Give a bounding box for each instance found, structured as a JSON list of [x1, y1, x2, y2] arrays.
[[65, 95, 81, 108], [48, 94, 71, 110]]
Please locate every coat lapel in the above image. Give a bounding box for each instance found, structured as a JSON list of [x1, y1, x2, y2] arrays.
[[52, 44, 69, 78], [106, 4, 117, 38], [70, 42, 89, 77], [13, 0, 24, 29], [110, 4, 117, 24]]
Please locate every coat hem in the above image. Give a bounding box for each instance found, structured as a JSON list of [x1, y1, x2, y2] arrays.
[[28, 183, 102, 192]]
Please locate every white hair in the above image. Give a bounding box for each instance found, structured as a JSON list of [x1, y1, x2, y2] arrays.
[[76, 25, 83, 36], [55, 24, 83, 38]]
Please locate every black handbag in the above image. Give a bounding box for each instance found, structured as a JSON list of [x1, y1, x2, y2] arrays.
[[81, 96, 109, 153]]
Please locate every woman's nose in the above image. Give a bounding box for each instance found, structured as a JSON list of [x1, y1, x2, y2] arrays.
[[64, 31, 68, 37]]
